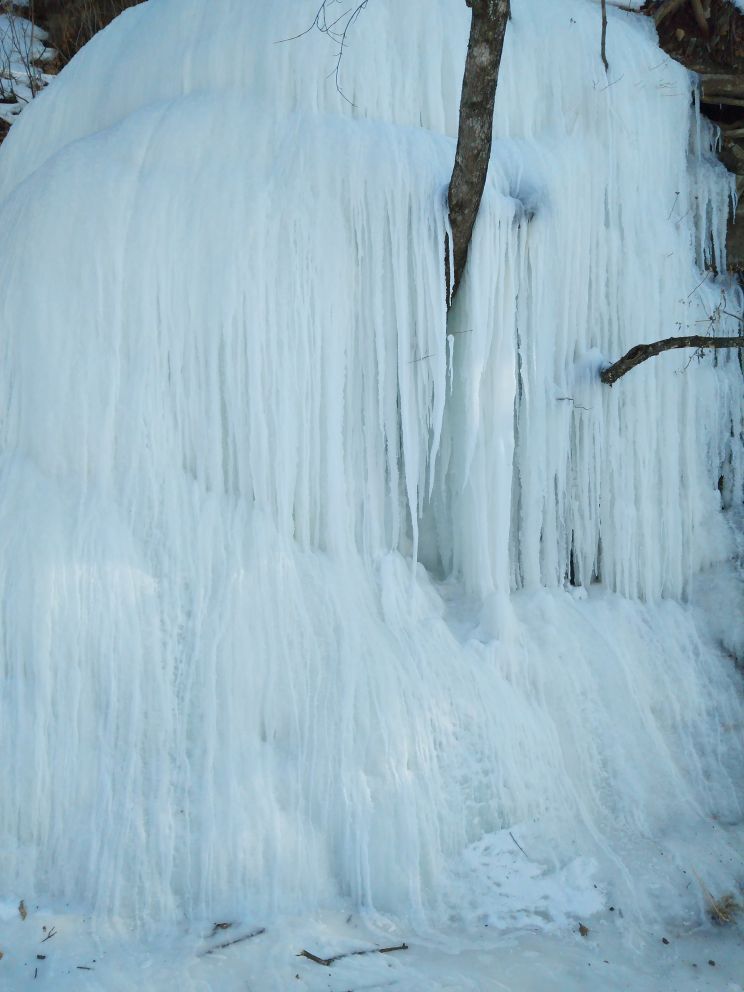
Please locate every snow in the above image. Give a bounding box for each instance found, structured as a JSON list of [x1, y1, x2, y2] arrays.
[[0, 10, 54, 129], [1, 905, 744, 992], [0, 0, 742, 988]]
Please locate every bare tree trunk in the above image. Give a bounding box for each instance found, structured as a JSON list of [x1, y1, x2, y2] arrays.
[[447, 0, 510, 304], [600, 335, 744, 384]]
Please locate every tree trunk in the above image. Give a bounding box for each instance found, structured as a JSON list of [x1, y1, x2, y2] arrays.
[[600, 335, 744, 384], [447, 0, 510, 304]]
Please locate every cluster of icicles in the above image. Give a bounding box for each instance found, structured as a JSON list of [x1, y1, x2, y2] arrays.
[[0, 0, 741, 930]]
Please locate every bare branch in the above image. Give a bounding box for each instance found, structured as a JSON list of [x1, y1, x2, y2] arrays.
[[276, 1, 369, 103], [600, 335, 744, 384], [601, 0, 609, 72]]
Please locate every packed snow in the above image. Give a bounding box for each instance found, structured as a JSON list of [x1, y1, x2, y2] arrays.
[[0, 0, 742, 989]]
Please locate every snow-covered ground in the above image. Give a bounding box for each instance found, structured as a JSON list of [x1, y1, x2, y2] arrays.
[[1, 901, 743, 992], [0, 7, 54, 130], [0, 0, 742, 989]]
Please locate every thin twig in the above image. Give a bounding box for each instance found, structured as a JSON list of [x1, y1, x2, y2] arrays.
[[198, 927, 266, 956], [275, 1, 369, 103], [686, 274, 708, 300], [556, 397, 592, 411], [597, 73, 624, 91], [679, 348, 705, 373], [509, 831, 529, 858], [601, 0, 609, 72], [298, 943, 409, 967]]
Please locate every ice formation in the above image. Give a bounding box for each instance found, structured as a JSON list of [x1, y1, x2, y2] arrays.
[[0, 0, 742, 936]]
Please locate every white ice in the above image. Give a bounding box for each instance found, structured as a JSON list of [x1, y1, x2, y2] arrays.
[[0, 0, 742, 988]]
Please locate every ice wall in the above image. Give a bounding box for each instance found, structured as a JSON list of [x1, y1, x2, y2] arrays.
[[0, 0, 742, 929]]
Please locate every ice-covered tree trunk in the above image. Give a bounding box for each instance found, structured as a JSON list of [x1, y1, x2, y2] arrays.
[[447, 0, 510, 303]]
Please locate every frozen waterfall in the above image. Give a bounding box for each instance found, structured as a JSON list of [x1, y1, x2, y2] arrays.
[[0, 0, 742, 938]]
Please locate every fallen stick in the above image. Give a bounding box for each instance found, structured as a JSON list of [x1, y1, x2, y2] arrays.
[[298, 949, 332, 966], [509, 831, 529, 859], [298, 943, 408, 967], [198, 927, 266, 956]]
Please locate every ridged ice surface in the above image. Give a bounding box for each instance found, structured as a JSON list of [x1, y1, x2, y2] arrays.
[[0, 0, 742, 929]]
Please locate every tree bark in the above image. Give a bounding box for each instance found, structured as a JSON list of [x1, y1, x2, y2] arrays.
[[652, 0, 688, 27], [447, 0, 510, 304], [601, 0, 609, 72], [600, 335, 744, 384]]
